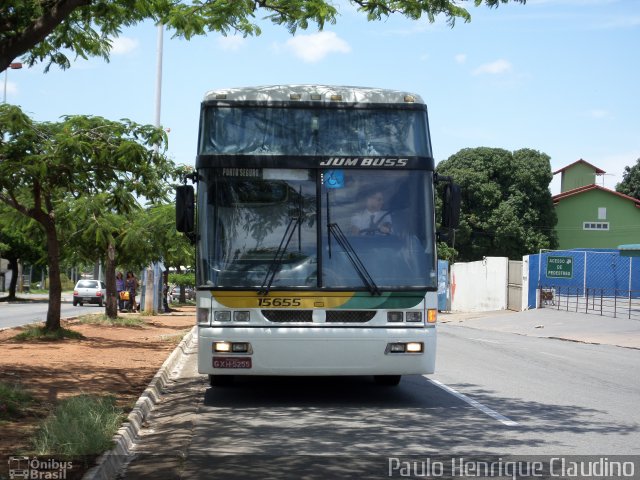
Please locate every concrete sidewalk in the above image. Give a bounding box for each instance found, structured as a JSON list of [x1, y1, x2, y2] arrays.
[[439, 308, 640, 349]]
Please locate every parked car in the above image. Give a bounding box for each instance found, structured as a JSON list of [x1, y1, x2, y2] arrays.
[[170, 285, 195, 302], [73, 279, 107, 307]]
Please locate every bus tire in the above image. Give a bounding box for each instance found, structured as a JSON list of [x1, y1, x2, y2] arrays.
[[374, 375, 401, 386], [209, 375, 234, 387]]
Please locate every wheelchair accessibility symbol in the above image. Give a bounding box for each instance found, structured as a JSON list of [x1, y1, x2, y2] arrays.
[[323, 169, 344, 189]]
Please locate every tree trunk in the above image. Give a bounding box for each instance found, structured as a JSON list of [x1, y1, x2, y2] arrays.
[[6, 257, 18, 300], [44, 222, 62, 332], [144, 266, 155, 314], [105, 242, 118, 318]]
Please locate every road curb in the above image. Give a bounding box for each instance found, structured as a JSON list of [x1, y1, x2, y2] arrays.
[[82, 325, 197, 480]]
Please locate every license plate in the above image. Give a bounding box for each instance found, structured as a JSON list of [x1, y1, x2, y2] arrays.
[[213, 357, 252, 369], [83, 297, 92, 301]]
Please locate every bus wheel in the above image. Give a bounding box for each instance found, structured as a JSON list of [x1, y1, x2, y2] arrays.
[[374, 375, 401, 386], [209, 375, 234, 387]]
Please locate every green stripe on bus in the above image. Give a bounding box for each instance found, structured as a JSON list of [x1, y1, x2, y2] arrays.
[[340, 291, 426, 309]]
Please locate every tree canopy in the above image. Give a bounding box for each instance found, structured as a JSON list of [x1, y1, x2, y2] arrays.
[[616, 158, 640, 200], [436, 147, 557, 261], [0, 104, 177, 329], [0, 0, 526, 72]]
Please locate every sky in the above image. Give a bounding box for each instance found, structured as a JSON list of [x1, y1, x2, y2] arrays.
[[3, 0, 639, 195]]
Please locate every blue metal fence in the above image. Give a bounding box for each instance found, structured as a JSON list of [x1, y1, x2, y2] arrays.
[[527, 249, 640, 319]]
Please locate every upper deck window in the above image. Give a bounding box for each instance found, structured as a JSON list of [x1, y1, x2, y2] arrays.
[[199, 106, 431, 157]]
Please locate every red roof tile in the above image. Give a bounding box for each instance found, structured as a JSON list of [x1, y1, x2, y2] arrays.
[[552, 184, 640, 206]]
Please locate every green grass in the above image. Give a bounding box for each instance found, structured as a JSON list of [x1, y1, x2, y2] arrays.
[[0, 382, 34, 420], [31, 395, 124, 457], [76, 314, 145, 327], [13, 325, 85, 341]]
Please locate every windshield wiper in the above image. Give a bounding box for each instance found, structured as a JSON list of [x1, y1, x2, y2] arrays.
[[258, 215, 301, 296], [259, 187, 306, 295], [327, 223, 381, 296]]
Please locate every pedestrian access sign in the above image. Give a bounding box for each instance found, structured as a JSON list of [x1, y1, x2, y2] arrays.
[[546, 256, 573, 279]]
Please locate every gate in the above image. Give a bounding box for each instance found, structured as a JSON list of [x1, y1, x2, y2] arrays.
[[507, 260, 522, 311], [437, 260, 449, 311]]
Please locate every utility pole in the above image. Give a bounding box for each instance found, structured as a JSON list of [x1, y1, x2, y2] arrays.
[[144, 24, 165, 314]]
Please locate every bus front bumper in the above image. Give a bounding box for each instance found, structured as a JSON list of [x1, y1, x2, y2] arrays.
[[197, 326, 436, 376]]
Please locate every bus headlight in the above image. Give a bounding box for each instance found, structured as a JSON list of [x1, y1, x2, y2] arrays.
[[213, 342, 252, 354], [388, 343, 406, 353], [387, 312, 403, 322], [213, 341, 231, 352], [386, 342, 424, 354], [405, 312, 422, 323], [233, 311, 250, 322], [231, 342, 250, 353], [214, 311, 231, 322]]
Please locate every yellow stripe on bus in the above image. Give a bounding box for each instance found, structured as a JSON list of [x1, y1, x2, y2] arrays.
[[211, 291, 355, 309]]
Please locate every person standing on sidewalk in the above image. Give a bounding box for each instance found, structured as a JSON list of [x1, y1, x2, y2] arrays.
[[116, 272, 126, 312], [125, 271, 139, 312]]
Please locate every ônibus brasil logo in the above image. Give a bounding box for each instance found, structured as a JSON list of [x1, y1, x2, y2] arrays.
[[8, 456, 73, 479]]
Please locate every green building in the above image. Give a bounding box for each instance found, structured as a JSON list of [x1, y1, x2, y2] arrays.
[[553, 159, 640, 249]]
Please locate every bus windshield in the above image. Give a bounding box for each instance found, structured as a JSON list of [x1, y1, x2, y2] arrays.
[[197, 168, 436, 290], [199, 106, 431, 157]]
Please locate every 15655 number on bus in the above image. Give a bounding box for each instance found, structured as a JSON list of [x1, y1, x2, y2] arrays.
[[257, 297, 302, 307]]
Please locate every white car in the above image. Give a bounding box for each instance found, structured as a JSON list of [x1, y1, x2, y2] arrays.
[[170, 285, 195, 302], [73, 279, 107, 307]]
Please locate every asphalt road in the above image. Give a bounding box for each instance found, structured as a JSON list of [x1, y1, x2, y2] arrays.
[[0, 300, 103, 329], [121, 321, 640, 479]]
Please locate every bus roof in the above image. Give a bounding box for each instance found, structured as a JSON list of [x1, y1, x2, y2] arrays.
[[202, 85, 425, 105]]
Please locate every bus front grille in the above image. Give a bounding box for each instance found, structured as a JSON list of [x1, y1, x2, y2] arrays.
[[261, 310, 376, 323], [326, 310, 376, 323], [262, 310, 313, 322]]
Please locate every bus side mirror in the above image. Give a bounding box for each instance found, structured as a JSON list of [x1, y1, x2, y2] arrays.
[[176, 185, 195, 234], [442, 182, 461, 229]]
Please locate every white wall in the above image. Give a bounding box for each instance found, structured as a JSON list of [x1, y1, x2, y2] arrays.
[[450, 257, 508, 312], [522, 255, 530, 310]]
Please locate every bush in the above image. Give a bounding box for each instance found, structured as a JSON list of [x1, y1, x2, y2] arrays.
[[77, 314, 145, 327], [31, 395, 123, 457], [0, 382, 34, 420], [13, 325, 85, 341]]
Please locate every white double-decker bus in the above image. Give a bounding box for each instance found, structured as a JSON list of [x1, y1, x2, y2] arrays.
[[177, 85, 459, 386]]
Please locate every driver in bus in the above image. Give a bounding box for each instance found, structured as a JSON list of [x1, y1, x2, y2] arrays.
[[351, 188, 393, 235]]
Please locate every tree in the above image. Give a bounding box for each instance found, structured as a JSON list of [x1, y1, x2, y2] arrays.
[[0, 104, 176, 330], [436, 147, 558, 261], [436, 241, 457, 263], [0, 0, 526, 72], [616, 158, 640, 200], [66, 194, 146, 318]]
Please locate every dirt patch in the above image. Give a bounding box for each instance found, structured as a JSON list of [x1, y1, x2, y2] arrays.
[[0, 306, 195, 478]]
